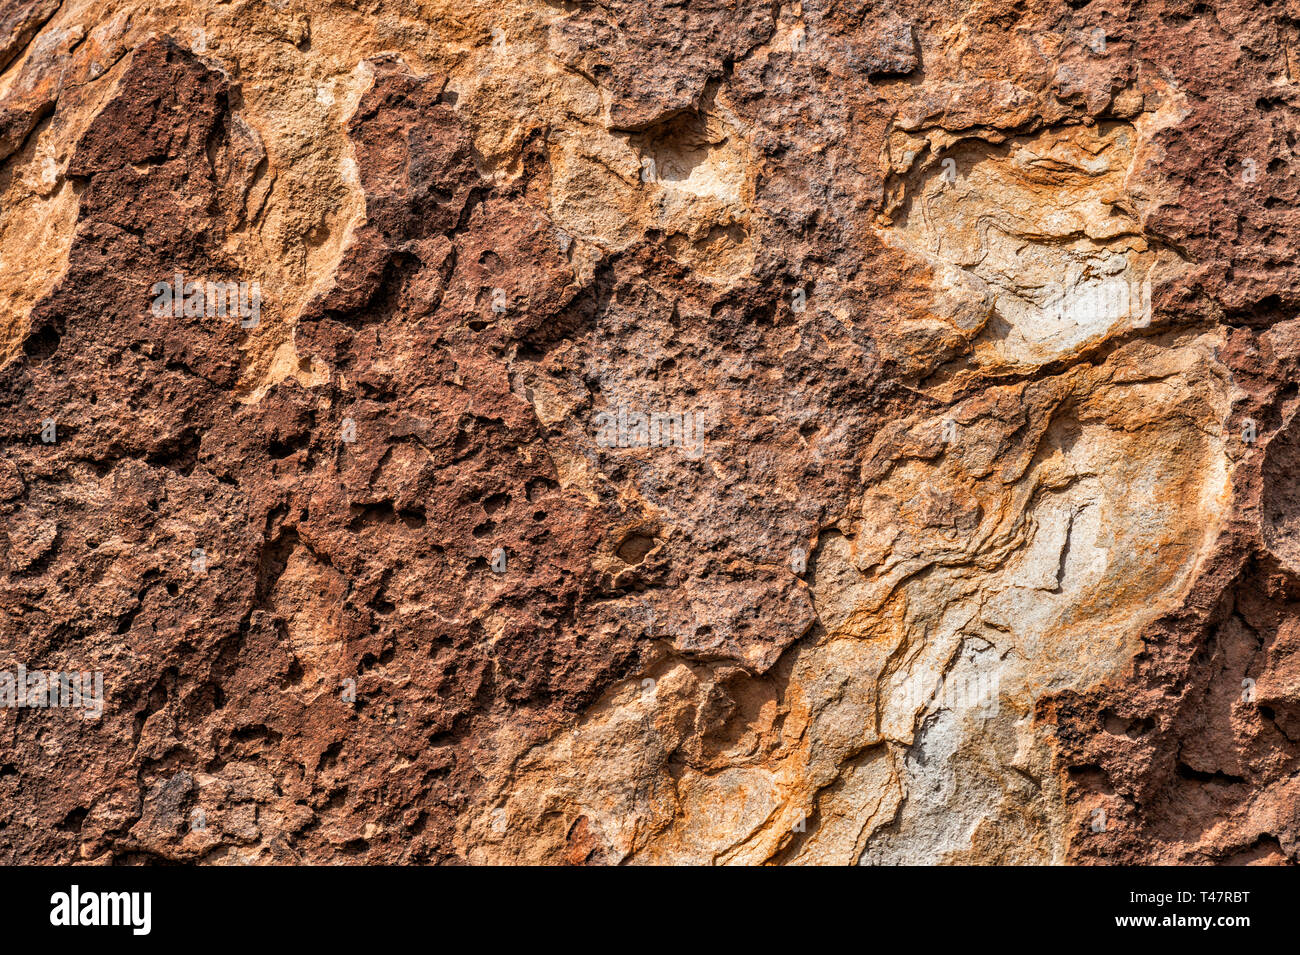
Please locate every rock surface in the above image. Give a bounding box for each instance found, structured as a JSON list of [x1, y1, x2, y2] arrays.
[[0, 0, 1297, 865]]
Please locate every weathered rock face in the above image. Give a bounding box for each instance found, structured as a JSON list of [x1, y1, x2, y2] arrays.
[[0, 0, 1297, 865]]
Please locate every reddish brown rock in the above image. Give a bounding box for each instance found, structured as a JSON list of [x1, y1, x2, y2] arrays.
[[0, 0, 1297, 865]]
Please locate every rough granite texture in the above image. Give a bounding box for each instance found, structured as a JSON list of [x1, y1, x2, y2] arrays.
[[0, 0, 1298, 865]]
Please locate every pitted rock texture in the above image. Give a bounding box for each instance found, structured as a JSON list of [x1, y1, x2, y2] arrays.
[[0, 0, 1297, 865]]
